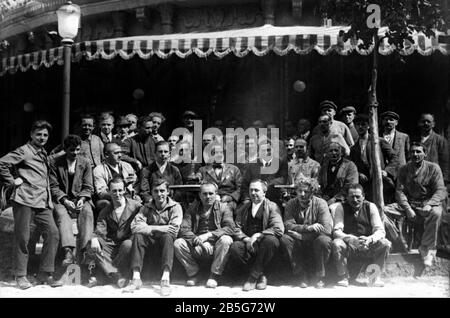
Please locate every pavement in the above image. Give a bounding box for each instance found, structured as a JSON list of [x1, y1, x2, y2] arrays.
[[0, 275, 448, 298]]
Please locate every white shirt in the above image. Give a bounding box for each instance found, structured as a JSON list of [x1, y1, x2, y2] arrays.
[[383, 130, 395, 145], [251, 201, 263, 218], [113, 199, 126, 221], [101, 132, 113, 143], [67, 159, 76, 175], [156, 161, 168, 174], [421, 134, 431, 143]]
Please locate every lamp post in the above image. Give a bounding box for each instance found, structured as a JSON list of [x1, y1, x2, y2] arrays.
[[57, 1, 81, 142]]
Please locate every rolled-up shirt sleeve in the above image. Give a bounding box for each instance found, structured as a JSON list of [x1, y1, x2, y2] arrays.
[[332, 203, 346, 239], [368, 203, 385, 242]]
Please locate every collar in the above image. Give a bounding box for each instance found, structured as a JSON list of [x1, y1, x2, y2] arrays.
[[150, 196, 177, 212], [27, 142, 46, 156]]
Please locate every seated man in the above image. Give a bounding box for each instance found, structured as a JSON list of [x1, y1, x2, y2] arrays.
[[331, 184, 391, 287], [280, 177, 333, 288], [174, 182, 235, 288], [198, 144, 242, 210], [288, 138, 321, 184], [140, 140, 182, 204], [85, 177, 142, 288], [49, 135, 94, 266], [318, 142, 359, 206], [229, 179, 284, 291], [93, 142, 138, 211], [385, 142, 447, 266], [125, 179, 183, 295]]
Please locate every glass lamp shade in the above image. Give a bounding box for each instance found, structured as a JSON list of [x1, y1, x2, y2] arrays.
[[56, 2, 81, 40]]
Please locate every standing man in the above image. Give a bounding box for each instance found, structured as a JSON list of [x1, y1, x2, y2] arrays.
[[125, 179, 183, 295], [121, 115, 156, 173], [113, 116, 132, 147], [331, 184, 391, 287], [280, 177, 333, 288], [139, 141, 183, 204], [417, 113, 449, 184], [309, 114, 350, 164], [318, 142, 358, 206], [380, 111, 410, 166], [86, 177, 142, 288], [174, 182, 235, 288], [78, 114, 104, 169], [340, 106, 358, 143], [296, 119, 312, 144], [386, 142, 447, 266], [98, 113, 115, 144], [229, 180, 284, 291], [288, 138, 321, 184], [125, 113, 138, 138], [50, 135, 94, 266], [285, 138, 296, 164], [149, 112, 166, 143], [312, 100, 354, 148], [181, 110, 198, 150], [0, 120, 61, 289]]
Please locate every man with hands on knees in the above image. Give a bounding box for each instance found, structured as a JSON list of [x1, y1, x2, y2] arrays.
[[229, 179, 284, 291], [331, 184, 391, 288], [124, 179, 182, 295], [174, 182, 235, 288]]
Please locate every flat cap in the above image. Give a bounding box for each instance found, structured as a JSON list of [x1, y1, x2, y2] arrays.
[[116, 116, 131, 126], [320, 100, 337, 111], [182, 110, 198, 118], [380, 111, 400, 121], [353, 114, 369, 124], [340, 106, 356, 114]]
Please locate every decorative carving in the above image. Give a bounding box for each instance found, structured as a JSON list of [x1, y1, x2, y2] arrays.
[[111, 11, 127, 37], [180, 4, 262, 31], [158, 3, 174, 34], [261, 0, 276, 25], [292, 0, 303, 20]]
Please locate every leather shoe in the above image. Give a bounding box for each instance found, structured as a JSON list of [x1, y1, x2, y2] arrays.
[[62, 248, 75, 267], [123, 278, 142, 293], [110, 272, 127, 288], [86, 276, 98, 288], [161, 279, 171, 296], [256, 275, 267, 290], [206, 273, 220, 289], [242, 276, 257, 292], [36, 272, 63, 287], [16, 276, 33, 290], [186, 274, 200, 287]]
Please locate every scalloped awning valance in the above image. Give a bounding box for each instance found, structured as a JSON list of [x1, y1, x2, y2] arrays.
[[1, 25, 448, 76]]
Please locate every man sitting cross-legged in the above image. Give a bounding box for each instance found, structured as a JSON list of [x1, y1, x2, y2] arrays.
[[229, 179, 284, 291], [124, 179, 183, 295], [280, 177, 333, 288], [174, 182, 236, 288], [331, 184, 391, 287], [85, 177, 142, 288]]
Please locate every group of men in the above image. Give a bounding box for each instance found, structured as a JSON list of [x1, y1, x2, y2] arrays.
[[0, 101, 447, 294]]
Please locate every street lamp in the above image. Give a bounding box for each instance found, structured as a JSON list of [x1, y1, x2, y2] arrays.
[[57, 1, 81, 142]]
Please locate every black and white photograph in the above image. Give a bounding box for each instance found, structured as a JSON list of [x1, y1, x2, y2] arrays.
[[0, 0, 449, 302]]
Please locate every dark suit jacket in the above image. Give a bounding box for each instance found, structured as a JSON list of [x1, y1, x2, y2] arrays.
[[390, 130, 410, 166], [178, 200, 236, 243], [49, 155, 93, 203], [350, 137, 399, 180], [139, 162, 183, 203], [234, 198, 284, 240], [121, 134, 156, 169], [240, 158, 288, 203], [419, 131, 449, 183], [93, 198, 142, 244], [318, 158, 359, 203], [198, 163, 242, 202]]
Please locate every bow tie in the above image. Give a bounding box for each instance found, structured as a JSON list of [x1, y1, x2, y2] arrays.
[[213, 163, 223, 169]]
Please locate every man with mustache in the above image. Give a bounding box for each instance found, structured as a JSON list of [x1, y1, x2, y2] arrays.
[[385, 142, 447, 267], [416, 113, 449, 184], [380, 111, 410, 166]]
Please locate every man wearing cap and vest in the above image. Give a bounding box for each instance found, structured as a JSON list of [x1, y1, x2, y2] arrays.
[[312, 100, 354, 149], [340, 106, 359, 143], [380, 111, 410, 167]]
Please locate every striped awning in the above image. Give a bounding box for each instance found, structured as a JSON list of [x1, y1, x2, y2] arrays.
[[1, 25, 448, 76]]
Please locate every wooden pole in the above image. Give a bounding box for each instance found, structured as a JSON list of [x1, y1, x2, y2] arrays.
[[368, 28, 385, 217], [61, 40, 72, 143]]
